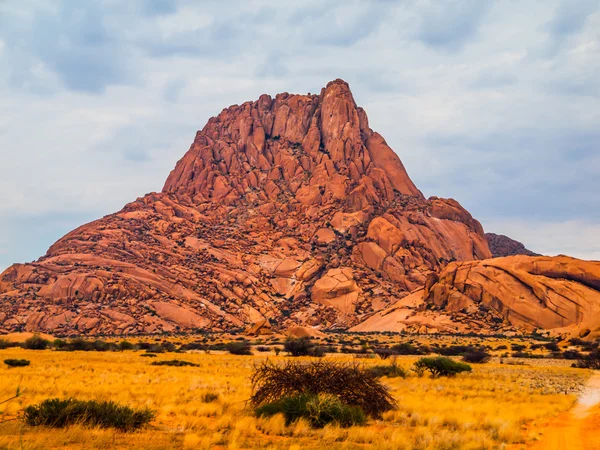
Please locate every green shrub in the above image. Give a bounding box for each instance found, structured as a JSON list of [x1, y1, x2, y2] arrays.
[[23, 398, 154, 431], [250, 360, 395, 417], [66, 338, 92, 351], [179, 342, 207, 351], [140, 353, 157, 358], [4, 359, 30, 367], [150, 359, 199, 367], [226, 341, 252, 355], [255, 393, 366, 428], [90, 340, 116, 352], [22, 335, 50, 350], [0, 339, 19, 349], [462, 351, 491, 364], [373, 348, 394, 359], [368, 364, 407, 378], [391, 343, 430, 355], [117, 340, 135, 351], [436, 345, 476, 356], [283, 337, 324, 357], [413, 357, 472, 378], [52, 339, 68, 350]]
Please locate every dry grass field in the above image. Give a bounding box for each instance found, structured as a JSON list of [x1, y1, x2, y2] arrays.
[[0, 336, 594, 450]]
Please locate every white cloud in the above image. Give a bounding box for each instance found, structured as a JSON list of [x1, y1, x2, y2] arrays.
[[0, 0, 598, 270]]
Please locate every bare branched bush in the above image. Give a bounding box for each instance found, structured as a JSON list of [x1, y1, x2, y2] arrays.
[[250, 360, 395, 417]]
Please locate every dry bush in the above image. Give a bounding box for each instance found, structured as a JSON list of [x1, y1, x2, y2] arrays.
[[250, 360, 395, 417]]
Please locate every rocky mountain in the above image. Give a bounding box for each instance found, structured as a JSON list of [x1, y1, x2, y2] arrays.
[[485, 233, 539, 258], [1, 79, 598, 337], [0, 80, 491, 336], [355, 255, 600, 339]]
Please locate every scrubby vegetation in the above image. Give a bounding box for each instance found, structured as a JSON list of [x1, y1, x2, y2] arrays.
[[225, 341, 252, 355], [414, 357, 472, 377], [255, 393, 366, 428], [283, 337, 325, 357], [4, 359, 30, 367], [0, 339, 19, 350], [0, 333, 593, 448], [573, 350, 600, 369], [150, 359, 199, 367], [23, 398, 154, 431], [368, 362, 407, 378], [463, 350, 492, 364], [22, 335, 50, 350], [250, 360, 395, 418]]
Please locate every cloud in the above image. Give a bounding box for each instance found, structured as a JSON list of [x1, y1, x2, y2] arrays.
[[290, 2, 389, 47], [140, 0, 179, 17], [545, 0, 597, 38], [0, 2, 137, 93], [0, 0, 599, 270], [413, 0, 492, 51], [162, 77, 187, 102], [540, 0, 598, 56]]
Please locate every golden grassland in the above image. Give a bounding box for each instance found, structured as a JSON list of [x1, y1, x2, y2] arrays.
[[0, 343, 592, 450]]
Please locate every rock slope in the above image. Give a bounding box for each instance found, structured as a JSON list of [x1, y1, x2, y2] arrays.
[[424, 255, 600, 336], [485, 233, 539, 258], [356, 255, 600, 337], [0, 80, 491, 336]]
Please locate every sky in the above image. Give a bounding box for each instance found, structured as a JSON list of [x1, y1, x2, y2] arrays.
[[0, 0, 599, 273]]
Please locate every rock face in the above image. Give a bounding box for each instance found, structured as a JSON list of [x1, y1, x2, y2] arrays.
[[0, 79, 492, 336], [423, 255, 600, 337], [485, 233, 539, 258]]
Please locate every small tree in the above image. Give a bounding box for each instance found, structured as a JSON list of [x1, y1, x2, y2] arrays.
[[413, 357, 472, 377]]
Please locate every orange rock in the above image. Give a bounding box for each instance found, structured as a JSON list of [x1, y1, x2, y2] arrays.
[[0, 79, 556, 337], [423, 255, 600, 336], [313, 228, 336, 245]]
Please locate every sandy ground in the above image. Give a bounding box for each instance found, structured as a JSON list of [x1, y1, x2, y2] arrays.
[[530, 372, 600, 450]]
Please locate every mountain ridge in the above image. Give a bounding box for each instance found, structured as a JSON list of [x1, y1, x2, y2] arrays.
[[1, 79, 598, 338]]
